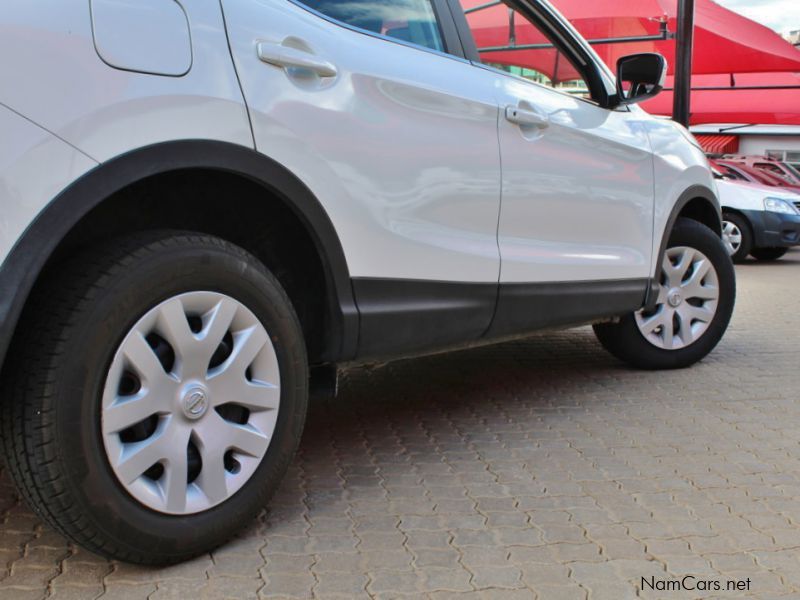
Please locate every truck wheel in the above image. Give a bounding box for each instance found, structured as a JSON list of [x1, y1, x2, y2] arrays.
[[593, 218, 735, 370], [1, 231, 308, 564], [750, 247, 788, 261], [721, 212, 752, 263]]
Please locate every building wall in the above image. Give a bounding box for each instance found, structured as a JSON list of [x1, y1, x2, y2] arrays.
[[738, 135, 800, 165]]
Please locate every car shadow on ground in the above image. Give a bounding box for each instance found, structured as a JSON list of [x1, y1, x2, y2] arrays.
[[262, 328, 635, 524]]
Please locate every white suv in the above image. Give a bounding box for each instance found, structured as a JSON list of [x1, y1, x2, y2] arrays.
[[0, 0, 734, 563]]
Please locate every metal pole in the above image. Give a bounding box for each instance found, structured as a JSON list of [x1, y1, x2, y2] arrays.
[[673, 0, 695, 127]]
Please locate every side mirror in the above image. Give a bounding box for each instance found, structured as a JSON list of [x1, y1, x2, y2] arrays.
[[615, 53, 667, 106]]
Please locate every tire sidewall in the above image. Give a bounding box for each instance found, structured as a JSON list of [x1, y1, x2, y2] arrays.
[[50, 238, 307, 560]]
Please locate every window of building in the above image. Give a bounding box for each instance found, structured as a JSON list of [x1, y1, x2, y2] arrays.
[[767, 150, 800, 171]]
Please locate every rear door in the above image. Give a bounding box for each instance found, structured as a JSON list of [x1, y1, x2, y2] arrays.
[[221, 0, 502, 356]]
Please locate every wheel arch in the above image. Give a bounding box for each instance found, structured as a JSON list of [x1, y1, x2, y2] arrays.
[[656, 186, 722, 271], [646, 185, 722, 307], [721, 207, 754, 233], [0, 140, 359, 369]]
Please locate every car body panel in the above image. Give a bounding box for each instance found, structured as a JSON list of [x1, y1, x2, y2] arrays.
[[221, 0, 503, 283], [740, 210, 800, 248], [0, 0, 251, 163], [716, 178, 800, 212], [90, 0, 193, 77], [0, 105, 98, 266], [493, 79, 655, 283], [643, 115, 719, 276], [451, 1, 717, 284]]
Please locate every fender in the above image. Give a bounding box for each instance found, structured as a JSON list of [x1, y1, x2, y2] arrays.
[[0, 140, 359, 368], [645, 184, 722, 308]]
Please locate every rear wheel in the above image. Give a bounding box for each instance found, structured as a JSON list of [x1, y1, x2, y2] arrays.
[[594, 218, 735, 369], [722, 212, 752, 263], [1, 232, 308, 564], [750, 246, 788, 261]]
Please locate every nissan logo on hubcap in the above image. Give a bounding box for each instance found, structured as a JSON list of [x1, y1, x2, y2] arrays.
[[182, 387, 209, 419]]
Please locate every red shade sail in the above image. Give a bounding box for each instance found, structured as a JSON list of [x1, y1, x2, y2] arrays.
[[461, 0, 800, 79], [641, 72, 800, 125]]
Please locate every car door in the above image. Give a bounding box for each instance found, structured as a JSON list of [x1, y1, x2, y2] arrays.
[[453, 0, 656, 334], [221, 0, 502, 356]]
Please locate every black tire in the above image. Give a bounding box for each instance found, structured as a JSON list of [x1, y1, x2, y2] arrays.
[[593, 218, 735, 370], [750, 246, 788, 261], [722, 211, 752, 263], [1, 231, 308, 564]]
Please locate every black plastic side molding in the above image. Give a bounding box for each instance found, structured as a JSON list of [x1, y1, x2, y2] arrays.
[[351, 277, 649, 361], [352, 278, 497, 359], [487, 279, 649, 338]]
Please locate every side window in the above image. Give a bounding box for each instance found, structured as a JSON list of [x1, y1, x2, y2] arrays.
[[459, 0, 591, 99], [298, 0, 445, 52]]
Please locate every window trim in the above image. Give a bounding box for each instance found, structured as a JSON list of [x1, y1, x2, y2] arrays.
[[285, 0, 468, 62], [445, 0, 614, 108]]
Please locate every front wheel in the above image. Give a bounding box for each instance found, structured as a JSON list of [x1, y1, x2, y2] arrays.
[[722, 212, 752, 263], [1, 232, 308, 564], [750, 246, 788, 261], [594, 218, 735, 370]]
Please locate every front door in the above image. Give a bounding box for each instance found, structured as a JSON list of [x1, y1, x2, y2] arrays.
[[459, 0, 655, 283]]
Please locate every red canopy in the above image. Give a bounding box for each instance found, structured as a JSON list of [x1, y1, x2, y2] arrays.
[[695, 134, 739, 154], [462, 0, 800, 80], [641, 72, 800, 125]]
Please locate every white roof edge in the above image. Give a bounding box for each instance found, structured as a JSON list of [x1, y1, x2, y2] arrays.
[[690, 124, 800, 136]]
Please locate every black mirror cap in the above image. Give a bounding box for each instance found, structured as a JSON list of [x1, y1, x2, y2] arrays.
[[614, 52, 668, 107]]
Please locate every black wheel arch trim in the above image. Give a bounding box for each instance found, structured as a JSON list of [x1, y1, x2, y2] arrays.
[[645, 185, 722, 308], [0, 139, 359, 369]]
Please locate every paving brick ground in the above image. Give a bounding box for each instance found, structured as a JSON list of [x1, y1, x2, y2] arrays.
[[1, 250, 800, 599]]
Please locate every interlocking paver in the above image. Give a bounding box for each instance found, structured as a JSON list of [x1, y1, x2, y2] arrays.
[[312, 572, 369, 596], [97, 583, 157, 600], [48, 585, 105, 600], [2, 252, 800, 597], [208, 552, 265, 578], [259, 571, 315, 599], [469, 564, 524, 589]]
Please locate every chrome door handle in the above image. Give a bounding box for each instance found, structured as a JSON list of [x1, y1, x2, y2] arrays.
[[505, 105, 549, 129], [257, 42, 337, 77]]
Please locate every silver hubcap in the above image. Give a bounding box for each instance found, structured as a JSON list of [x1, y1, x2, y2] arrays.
[[722, 220, 742, 256], [101, 291, 280, 515], [635, 246, 720, 350]]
